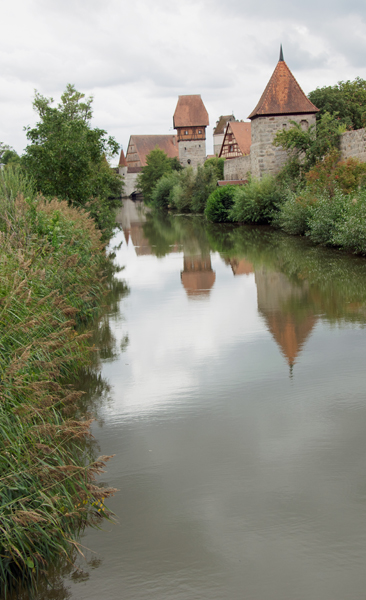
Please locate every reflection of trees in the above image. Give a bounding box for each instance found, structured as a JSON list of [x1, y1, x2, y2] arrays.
[[143, 210, 366, 325], [208, 224, 366, 326], [142, 212, 211, 258]]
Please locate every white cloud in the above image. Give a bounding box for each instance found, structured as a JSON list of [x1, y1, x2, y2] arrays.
[[1, 0, 366, 156]]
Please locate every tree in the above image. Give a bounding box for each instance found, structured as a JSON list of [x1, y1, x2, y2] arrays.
[[273, 112, 345, 182], [308, 78, 366, 130], [0, 143, 19, 166], [136, 147, 181, 204], [204, 156, 225, 180], [22, 85, 122, 235]]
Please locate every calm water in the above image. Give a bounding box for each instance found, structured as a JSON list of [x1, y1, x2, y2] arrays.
[[47, 201, 366, 599]]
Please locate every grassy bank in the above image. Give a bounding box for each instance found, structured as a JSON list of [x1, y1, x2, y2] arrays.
[[0, 167, 118, 597]]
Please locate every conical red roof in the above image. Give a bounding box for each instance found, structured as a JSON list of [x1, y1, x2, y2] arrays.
[[119, 149, 127, 167], [248, 58, 319, 119]]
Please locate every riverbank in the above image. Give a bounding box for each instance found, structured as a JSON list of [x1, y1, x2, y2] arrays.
[[0, 170, 118, 597]]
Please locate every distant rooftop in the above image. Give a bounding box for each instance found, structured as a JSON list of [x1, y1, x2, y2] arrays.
[[127, 135, 178, 167], [213, 115, 235, 135], [173, 95, 209, 128]]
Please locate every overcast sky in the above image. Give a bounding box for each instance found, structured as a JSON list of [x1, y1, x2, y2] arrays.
[[1, 0, 366, 160]]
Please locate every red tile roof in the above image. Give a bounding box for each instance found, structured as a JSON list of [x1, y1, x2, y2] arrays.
[[219, 121, 251, 158], [248, 59, 319, 119], [217, 180, 248, 186], [126, 135, 178, 167], [118, 149, 127, 167], [173, 95, 209, 128], [230, 122, 251, 155]]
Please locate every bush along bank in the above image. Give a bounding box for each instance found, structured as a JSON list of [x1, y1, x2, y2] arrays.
[[0, 167, 118, 598], [154, 155, 366, 257]]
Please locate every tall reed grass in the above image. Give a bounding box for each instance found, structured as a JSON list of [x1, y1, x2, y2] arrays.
[[0, 166, 117, 597]]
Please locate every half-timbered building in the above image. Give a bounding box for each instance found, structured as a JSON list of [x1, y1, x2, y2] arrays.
[[219, 121, 251, 160]]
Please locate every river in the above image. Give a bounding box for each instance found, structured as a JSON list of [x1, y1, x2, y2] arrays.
[[38, 200, 366, 599]]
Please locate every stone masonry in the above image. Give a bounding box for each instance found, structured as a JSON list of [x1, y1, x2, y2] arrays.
[[340, 128, 366, 163], [224, 155, 251, 181], [250, 114, 317, 179], [178, 139, 206, 169]]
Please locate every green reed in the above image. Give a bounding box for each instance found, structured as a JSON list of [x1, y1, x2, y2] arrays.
[[0, 167, 117, 597]]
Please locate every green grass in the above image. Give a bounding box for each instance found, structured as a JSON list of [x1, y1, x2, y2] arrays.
[[0, 166, 117, 598]]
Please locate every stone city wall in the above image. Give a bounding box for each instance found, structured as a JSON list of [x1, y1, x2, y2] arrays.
[[340, 128, 366, 163], [223, 155, 251, 181]]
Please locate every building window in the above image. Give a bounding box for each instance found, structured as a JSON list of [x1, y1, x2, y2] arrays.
[[300, 120, 309, 131], [187, 159, 191, 164], [198, 130, 202, 134], [185, 130, 188, 135], [229, 145, 234, 152]]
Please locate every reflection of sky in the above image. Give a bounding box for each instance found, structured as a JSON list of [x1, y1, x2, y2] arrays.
[[105, 232, 269, 418], [104, 230, 366, 424], [66, 228, 366, 600]]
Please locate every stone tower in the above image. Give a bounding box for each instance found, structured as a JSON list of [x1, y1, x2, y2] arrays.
[[248, 46, 319, 179], [173, 95, 209, 168]]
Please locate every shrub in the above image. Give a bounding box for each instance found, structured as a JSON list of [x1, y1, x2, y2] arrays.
[[230, 175, 282, 224], [306, 189, 349, 245], [204, 186, 236, 222], [331, 192, 366, 253], [306, 150, 366, 196], [274, 192, 315, 236]]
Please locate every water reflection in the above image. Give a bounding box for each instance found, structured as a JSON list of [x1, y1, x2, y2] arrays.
[[181, 253, 216, 299], [58, 202, 366, 600], [122, 203, 366, 369], [255, 267, 317, 372]]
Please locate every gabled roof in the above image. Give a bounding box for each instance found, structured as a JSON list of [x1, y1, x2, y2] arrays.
[[219, 121, 251, 157], [118, 149, 127, 167], [173, 95, 209, 128], [213, 114, 235, 135], [248, 51, 319, 119], [126, 135, 178, 167]]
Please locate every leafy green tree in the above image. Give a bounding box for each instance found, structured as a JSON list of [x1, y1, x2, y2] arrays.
[[308, 78, 366, 130], [191, 163, 218, 213], [22, 85, 122, 235], [136, 147, 182, 203], [0, 143, 19, 165], [273, 112, 345, 182], [204, 156, 225, 180]]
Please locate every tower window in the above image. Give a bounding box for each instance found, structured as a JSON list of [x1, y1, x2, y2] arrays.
[[187, 159, 191, 164]]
